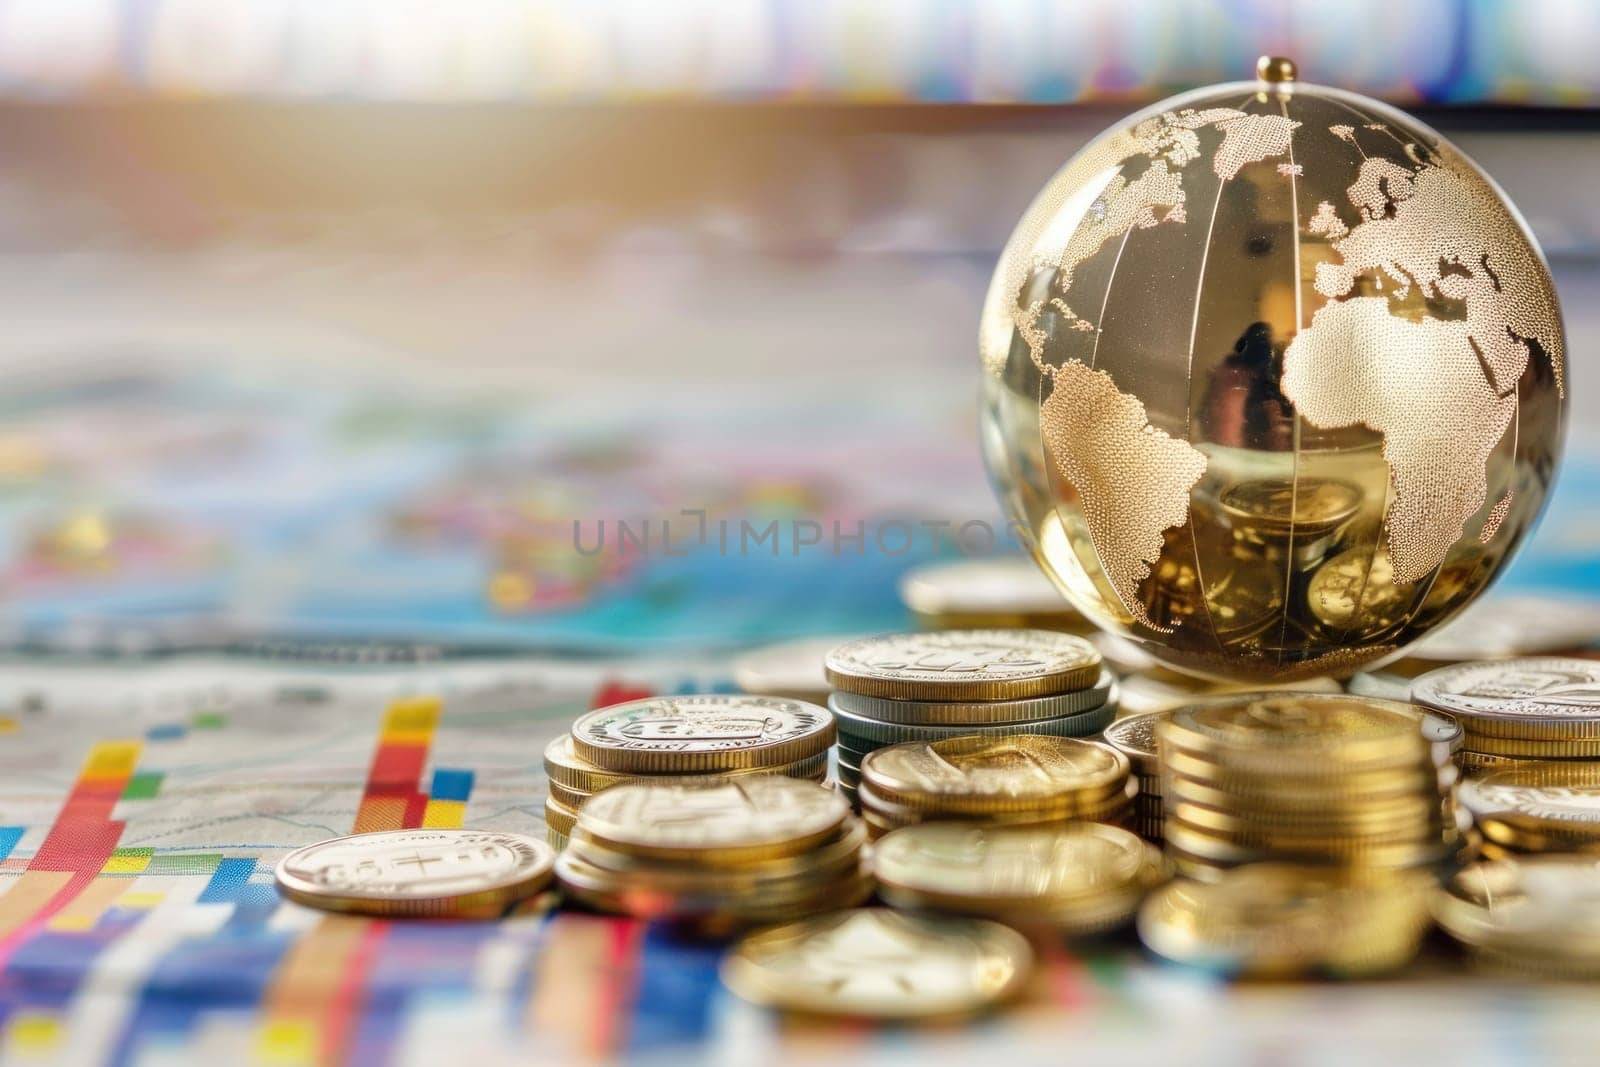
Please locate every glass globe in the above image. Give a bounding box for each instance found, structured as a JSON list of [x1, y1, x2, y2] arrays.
[[979, 60, 1567, 681]]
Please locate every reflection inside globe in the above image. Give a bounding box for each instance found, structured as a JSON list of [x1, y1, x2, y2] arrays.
[[979, 63, 1566, 681]]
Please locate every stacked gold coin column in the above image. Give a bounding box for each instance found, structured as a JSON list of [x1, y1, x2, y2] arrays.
[[854, 735, 1135, 838], [555, 776, 870, 933], [822, 630, 1114, 808], [544, 694, 835, 849], [1156, 695, 1464, 880]]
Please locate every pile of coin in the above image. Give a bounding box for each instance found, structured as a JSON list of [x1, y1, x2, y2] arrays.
[[1434, 855, 1600, 977], [1157, 694, 1465, 880], [555, 776, 870, 932], [871, 821, 1167, 934], [896, 558, 1088, 631], [823, 629, 1114, 806], [1412, 657, 1600, 775], [275, 828, 557, 918], [854, 734, 1133, 838], [1138, 863, 1434, 978], [545, 694, 835, 848], [1102, 712, 1167, 840]]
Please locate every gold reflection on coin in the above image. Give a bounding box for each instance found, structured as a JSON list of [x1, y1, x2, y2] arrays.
[[720, 909, 1033, 1019]]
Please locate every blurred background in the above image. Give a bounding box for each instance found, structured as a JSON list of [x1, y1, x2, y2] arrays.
[[1, 0, 1597, 655]]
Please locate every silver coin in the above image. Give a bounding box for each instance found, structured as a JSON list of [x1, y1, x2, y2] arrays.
[[829, 669, 1114, 726], [1412, 658, 1600, 730], [827, 693, 1116, 745], [275, 828, 555, 917]]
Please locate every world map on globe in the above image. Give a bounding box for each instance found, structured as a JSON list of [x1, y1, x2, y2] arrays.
[[980, 77, 1566, 676]]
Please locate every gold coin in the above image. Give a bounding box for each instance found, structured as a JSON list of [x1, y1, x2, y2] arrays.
[[1159, 695, 1429, 770], [1413, 658, 1600, 740], [1138, 864, 1433, 978], [1306, 545, 1410, 634], [557, 821, 867, 904], [543, 734, 829, 793], [1456, 750, 1589, 776], [720, 909, 1033, 1019], [559, 854, 872, 926], [544, 794, 579, 836], [1160, 747, 1442, 804], [1433, 856, 1600, 964], [1460, 733, 1600, 758], [871, 822, 1161, 917], [570, 694, 834, 774], [1167, 795, 1441, 838], [860, 735, 1129, 815], [568, 818, 867, 886], [1475, 817, 1600, 853], [574, 777, 848, 864], [548, 779, 590, 811], [1101, 711, 1170, 775], [824, 629, 1101, 701], [1162, 819, 1451, 868], [275, 829, 556, 918], [858, 777, 1135, 828], [1217, 477, 1361, 536]]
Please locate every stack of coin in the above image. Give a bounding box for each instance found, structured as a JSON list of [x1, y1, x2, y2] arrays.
[[871, 822, 1168, 934], [545, 694, 835, 848], [1157, 694, 1464, 880], [1433, 855, 1600, 977], [897, 558, 1088, 631], [1412, 657, 1600, 776], [1102, 712, 1168, 840], [555, 776, 869, 932], [1458, 762, 1600, 859], [1139, 863, 1434, 978], [854, 734, 1134, 838], [823, 630, 1114, 805]]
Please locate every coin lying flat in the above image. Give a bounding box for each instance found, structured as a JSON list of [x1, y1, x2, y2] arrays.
[[1412, 658, 1600, 741], [570, 694, 835, 774], [574, 776, 849, 864], [1458, 765, 1600, 852], [825, 630, 1101, 701], [1217, 477, 1361, 536], [1433, 856, 1600, 975], [720, 908, 1033, 1019], [275, 829, 555, 917], [1138, 864, 1433, 978], [860, 735, 1129, 815], [829, 668, 1115, 726], [542, 735, 829, 793]]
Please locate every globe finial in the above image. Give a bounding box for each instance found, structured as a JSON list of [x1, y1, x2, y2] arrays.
[[1256, 55, 1297, 83]]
